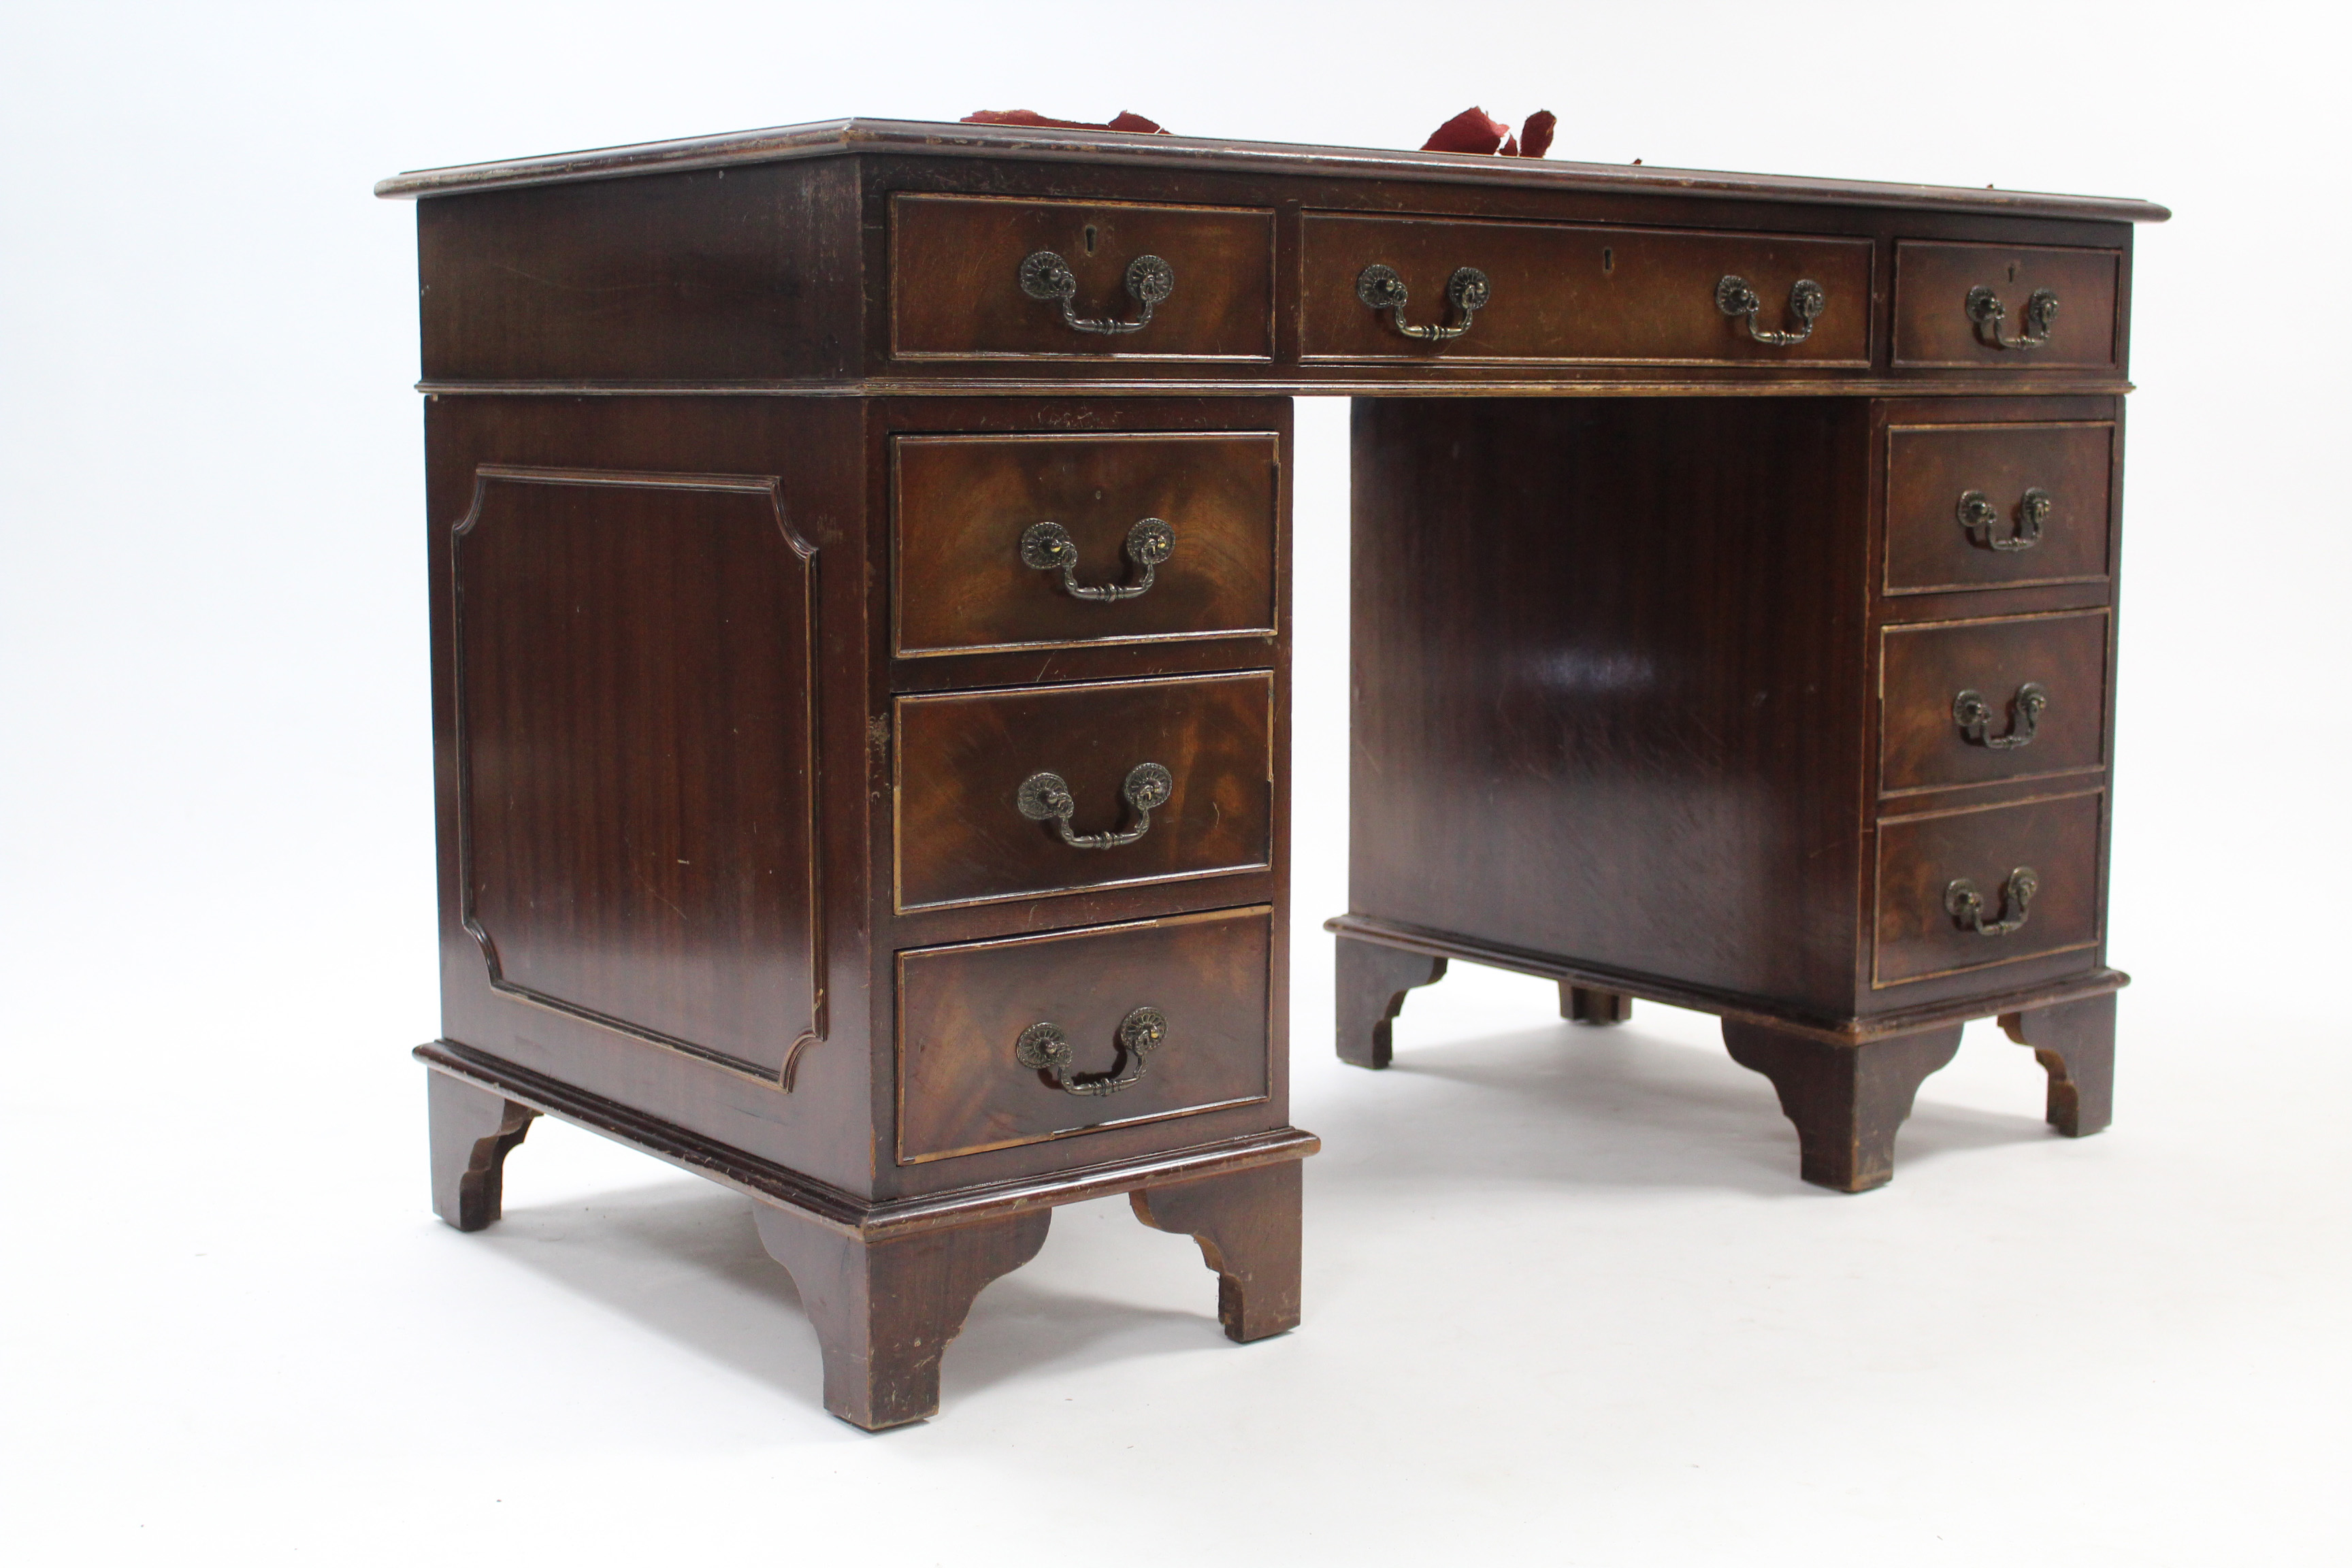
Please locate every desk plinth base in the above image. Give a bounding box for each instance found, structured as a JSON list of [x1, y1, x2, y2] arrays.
[[419, 1043, 1315, 1429], [1327, 917, 2123, 1193]]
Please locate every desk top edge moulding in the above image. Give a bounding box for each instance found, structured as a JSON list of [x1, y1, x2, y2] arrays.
[[373, 115, 2171, 224], [383, 116, 2163, 1428]]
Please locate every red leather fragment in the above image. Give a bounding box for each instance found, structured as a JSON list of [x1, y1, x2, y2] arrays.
[[1421, 106, 1509, 154], [962, 110, 1168, 134], [1420, 106, 1556, 157]]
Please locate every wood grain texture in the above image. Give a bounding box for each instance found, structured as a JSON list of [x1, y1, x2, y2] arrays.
[[1332, 936, 1449, 1071], [894, 671, 1273, 911], [1130, 1159, 1303, 1341], [753, 1201, 1051, 1429], [1884, 421, 2114, 594], [1346, 395, 1872, 1015], [1893, 242, 2122, 370], [890, 194, 1274, 360], [1723, 1021, 1963, 1192], [896, 906, 1273, 1164], [1561, 985, 1633, 1025], [417, 159, 864, 383], [1301, 215, 1872, 365], [427, 1071, 536, 1231], [1874, 791, 2104, 986], [1878, 610, 2111, 794], [892, 431, 1277, 657], [453, 467, 823, 1080], [2000, 992, 2117, 1137]]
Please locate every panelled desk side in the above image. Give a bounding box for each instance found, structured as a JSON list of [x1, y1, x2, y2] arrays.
[[382, 120, 2165, 1426]]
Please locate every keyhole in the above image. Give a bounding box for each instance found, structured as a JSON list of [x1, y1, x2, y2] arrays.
[[1602, 246, 1614, 275], [2008, 261, 2019, 282], [1083, 225, 1098, 256]]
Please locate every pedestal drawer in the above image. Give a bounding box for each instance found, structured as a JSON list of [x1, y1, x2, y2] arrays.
[[1880, 610, 2110, 794], [896, 906, 1273, 1163], [1893, 242, 2122, 370], [894, 431, 1279, 657], [890, 194, 1275, 360], [1874, 791, 2103, 986], [1884, 421, 2114, 593], [894, 671, 1273, 911], [1301, 214, 1872, 364]]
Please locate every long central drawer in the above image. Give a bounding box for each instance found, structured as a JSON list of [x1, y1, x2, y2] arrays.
[[1301, 214, 1873, 365]]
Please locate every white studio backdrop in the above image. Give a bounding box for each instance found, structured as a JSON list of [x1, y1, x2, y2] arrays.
[[2, 3, 2345, 1563]]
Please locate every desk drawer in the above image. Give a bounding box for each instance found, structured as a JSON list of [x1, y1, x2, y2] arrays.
[[1301, 214, 1872, 364], [894, 672, 1273, 911], [1885, 421, 2114, 593], [1880, 610, 2110, 794], [896, 906, 1273, 1163], [894, 432, 1279, 657], [1874, 791, 2102, 986], [1893, 242, 2122, 370], [890, 195, 1275, 360]]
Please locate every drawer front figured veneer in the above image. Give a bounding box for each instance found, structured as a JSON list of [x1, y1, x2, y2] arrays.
[[1301, 214, 1873, 364], [896, 906, 1273, 1163], [893, 671, 1274, 911], [1874, 790, 2104, 985], [1893, 242, 2123, 370], [890, 195, 1276, 361], [894, 431, 1280, 657], [1880, 610, 2111, 794], [1885, 422, 2114, 593]]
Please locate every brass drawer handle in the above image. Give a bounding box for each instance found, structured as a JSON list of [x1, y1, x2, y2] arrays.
[[1019, 250, 1174, 335], [1016, 762, 1173, 849], [1944, 867, 2040, 936], [1957, 487, 2051, 552], [1015, 1007, 1169, 1097], [1357, 263, 1490, 341], [1716, 275, 1826, 345], [1965, 284, 2059, 350], [1019, 517, 1174, 601], [1953, 682, 2048, 750]]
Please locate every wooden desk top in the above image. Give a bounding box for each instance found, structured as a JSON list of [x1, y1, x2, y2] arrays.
[[381, 119, 2163, 397], [376, 116, 2169, 226]]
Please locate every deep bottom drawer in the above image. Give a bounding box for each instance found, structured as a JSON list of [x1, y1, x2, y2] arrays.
[[896, 906, 1273, 1164], [1874, 791, 2103, 986]]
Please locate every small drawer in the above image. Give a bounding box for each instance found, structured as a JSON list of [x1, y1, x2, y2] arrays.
[[1884, 421, 2114, 593], [1880, 610, 2110, 794], [1893, 242, 2122, 370], [889, 195, 1275, 360], [1301, 214, 1872, 364], [896, 905, 1273, 1164], [1874, 791, 2102, 986], [893, 432, 1279, 657], [894, 671, 1273, 911]]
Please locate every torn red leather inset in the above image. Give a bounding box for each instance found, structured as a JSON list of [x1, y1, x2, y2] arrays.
[[1420, 107, 1556, 158], [962, 110, 1168, 134]]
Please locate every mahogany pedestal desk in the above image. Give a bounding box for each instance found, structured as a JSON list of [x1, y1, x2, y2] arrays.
[[378, 120, 2166, 1427]]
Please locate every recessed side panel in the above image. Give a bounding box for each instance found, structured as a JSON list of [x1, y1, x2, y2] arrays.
[[454, 467, 822, 1079]]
